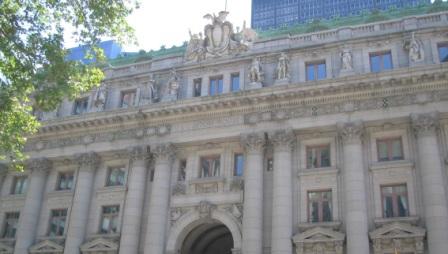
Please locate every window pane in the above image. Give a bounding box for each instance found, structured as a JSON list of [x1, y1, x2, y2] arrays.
[[218, 78, 223, 94], [383, 53, 392, 70], [194, 79, 202, 97], [398, 195, 408, 217], [234, 154, 244, 176], [231, 74, 240, 91], [377, 141, 389, 161], [383, 196, 394, 218], [370, 55, 380, 72], [322, 201, 332, 222], [317, 63, 326, 80], [438, 45, 448, 62], [307, 147, 317, 168], [311, 201, 319, 222], [306, 64, 315, 81], [210, 80, 216, 96], [392, 139, 403, 160], [320, 146, 331, 167]]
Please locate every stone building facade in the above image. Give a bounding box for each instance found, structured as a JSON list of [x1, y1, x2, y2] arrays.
[[1, 10, 448, 254]]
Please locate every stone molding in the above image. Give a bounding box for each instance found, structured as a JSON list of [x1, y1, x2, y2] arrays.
[[292, 227, 345, 254], [80, 237, 118, 253], [75, 152, 100, 170], [0, 241, 14, 254], [27, 158, 52, 174], [369, 222, 426, 254], [338, 121, 364, 144], [269, 129, 296, 151], [29, 239, 64, 254], [152, 143, 176, 163], [128, 145, 149, 161], [197, 200, 216, 219], [241, 132, 265, 153], [411, 112, 440, 137]]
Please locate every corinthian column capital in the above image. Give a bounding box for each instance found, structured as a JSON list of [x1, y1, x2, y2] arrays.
[[411, 112, 439, 137], [75, 152, 100, 170], [27, 158, 52, 175], [338, 120, 364, 144], [241, 132, 265, 153], [128, 146, 150, 161], [269, 129, 295, 151], [152, 143, 176, 163]]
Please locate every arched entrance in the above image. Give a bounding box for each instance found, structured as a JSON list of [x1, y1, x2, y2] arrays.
[[181, 220, 233, 254]]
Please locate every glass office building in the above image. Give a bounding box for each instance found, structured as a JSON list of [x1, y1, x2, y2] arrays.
[[251, 0, 430, 30]]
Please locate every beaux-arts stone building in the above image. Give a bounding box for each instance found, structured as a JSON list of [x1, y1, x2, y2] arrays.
[[1, 10, 448, 254]]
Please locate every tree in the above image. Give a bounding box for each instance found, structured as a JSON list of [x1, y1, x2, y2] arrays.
[[0, 0, 138, 169]]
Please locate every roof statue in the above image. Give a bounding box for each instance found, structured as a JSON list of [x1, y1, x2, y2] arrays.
[[185, 11, 257, 62]]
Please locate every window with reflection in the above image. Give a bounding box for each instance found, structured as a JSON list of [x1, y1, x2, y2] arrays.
[[308, 190, 332, 223], [200, 156, 220, 178], [306, 145, 331, 169], [377, 137, 403, 162], [100, 205, 119, 234], [120, 90, 136, 108], [370, 51, 393, 72], [57, 172, 74, 191], [438, 43, 448, 62], [209, 76, 223, 96], [106, 166, 126, 186], [11, 176, 27, 195], [231, 73, 240, 92], [233, 154, 244, 176], [2, 212, 19, 239], [381, 184, 409, 218], [73, 97, 88, 115], [306, 61, 326, 81], [48, 209, 67, 237]]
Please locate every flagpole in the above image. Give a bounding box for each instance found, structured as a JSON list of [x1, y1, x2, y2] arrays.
[[225, 0, 228, 11]]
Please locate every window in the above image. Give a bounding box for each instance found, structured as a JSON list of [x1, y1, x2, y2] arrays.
[[11, 176, 27, 195], [438, 43, 448, 62], [306, 61, 326, 81], [308, 190, 332, 223], [57, 172, 74, 191], [231, 73, 240, 92], [178, 160, 186, 181], [48, 209, 67, 237], [370, 51, 393, 72], [106, 166, 126, 187], [233, 154, 244, 176], [73, 97, 88, 115], [377, 137, 403, 162], [120, 90, 136, 108], [193, 78, 202, 97], [209, 76, 223, 96], [267, 157, 274, 172], [2, 212, 19, 238], [306, 145, 331, 169], [99, 205, 119, 234], [381, 184, 409, 218], [200, 156, 220, 178]]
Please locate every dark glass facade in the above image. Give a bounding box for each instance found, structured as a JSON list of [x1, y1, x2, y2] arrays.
[[251, 0, 430, 30]]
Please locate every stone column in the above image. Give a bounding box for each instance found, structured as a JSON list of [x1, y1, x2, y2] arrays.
[[64, 153, 99, 254], [144, 143, 175, 254], [119, 146, 149, 254], [338, 121, 369, 254], [14, 159, 51, 254], [412, 113, 448, 254], [270, 130, 295, 254], [241, 133, 265, 254]]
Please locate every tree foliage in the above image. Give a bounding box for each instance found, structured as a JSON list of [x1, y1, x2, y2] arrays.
[[0, 0, 138, 169]]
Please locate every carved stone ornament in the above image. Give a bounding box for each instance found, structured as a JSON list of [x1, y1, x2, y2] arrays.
[[163, 69, 180, 102], [92, 84, 107, 111], [27, 158, 52, 174], [128, 146, 148, 161], [152, 143, 176, 163], [411, 112, 439, 136], [185, 11, 256, 62], [340, 49, 353, 71], [29, 240, 64, 254], [269, 129, 295, 150], [80, 237, 119, 253], [248, 57, 264, 84], [337, 121, 364, 144], [75, 152, 100, 170], [172, 182, 186, 196], [241, 132, 265, 152], [276, 52, 290, 81], [0, 242, 14, 254], [170, 208, 184, 225], [404, 32, 424, 63], [369, 222, 426, 254], [197, 200, 216, 218], [292, 227, 345, 254]]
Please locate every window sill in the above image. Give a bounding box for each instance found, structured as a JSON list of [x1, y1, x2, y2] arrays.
[[47, 190, 73, 198], [298, 167, 339, 177], [1, 194, 26, 202], [37, 236, 66, 242], [374, 216, 419, 226], [298, 221, 341, 231], [96, 185, 127, 194], [88, 233, 120, 240], [189, 176, 225, 184], [369, 160, 413, 171]]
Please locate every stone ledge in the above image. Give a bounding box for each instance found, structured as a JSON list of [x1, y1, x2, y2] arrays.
[[188, 176, 225, 184], [0, 194, 26, 202], [47, 190, 73, 198], [297, 221, 342, 231], [369, 160, 414, 171], [96, 185, 127, 195], [374, 216, 419, 226], [298, 167, 339, 177]]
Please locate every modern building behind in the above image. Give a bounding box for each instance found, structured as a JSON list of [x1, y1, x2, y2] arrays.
[[67, 40, 122, 64], [252, 0, 430, 30]]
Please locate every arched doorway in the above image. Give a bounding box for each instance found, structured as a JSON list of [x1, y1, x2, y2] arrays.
[[180, 220, 233, 254]]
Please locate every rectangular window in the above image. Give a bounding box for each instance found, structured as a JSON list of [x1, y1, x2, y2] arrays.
[[306, 145, 331, 169], [231, 73, 240, 92], [73, 97, 88, 115], [120, 90, 136, 108], [2, 212, 20, 238], [377, 137, 404, 162], [308, 190, 332, 223], [306, 61, 326, 81], [200, 156, 220, 178], [11, 176, 27, 195], [209, 76, 223, 96], [233, 154, 244, 177], [48, 209, 67, 237], [100, 205, 120, 234], [193, 78, 202, 97], [370, 51, 393, 72], [106, 166, 126, 186], [178, 160, 187, 181], [438, 43, 448, 63], [57, 172, 74, 191], [381, 184, 409, 218]]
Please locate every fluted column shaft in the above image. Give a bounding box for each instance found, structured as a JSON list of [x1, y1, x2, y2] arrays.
[[14, 159, 51, 254], [119, 146, 149, 254], [64, 153, 99, 254], [338, 121, 369, 254], [412, 113, 448, 254], [270, 130, 294, 254], [241, 133, 265, 254], [144, 144, 175, 254]]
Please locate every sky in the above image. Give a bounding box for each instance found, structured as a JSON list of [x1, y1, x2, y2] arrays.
[[124, 0, 252, 52]]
